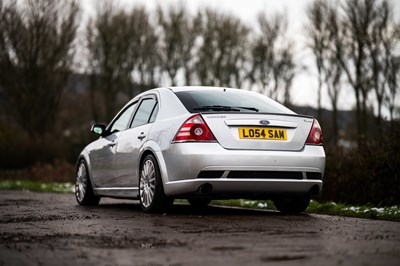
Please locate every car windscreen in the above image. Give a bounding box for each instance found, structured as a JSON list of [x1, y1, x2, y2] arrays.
[[174, 90, 294, 114]]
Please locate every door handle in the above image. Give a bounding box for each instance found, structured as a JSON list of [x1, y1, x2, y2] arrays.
[[108, 142, 116, 147], [138, 133, 146, 140]]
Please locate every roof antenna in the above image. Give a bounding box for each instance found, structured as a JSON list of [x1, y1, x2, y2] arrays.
[[223, 88, 226, 92]]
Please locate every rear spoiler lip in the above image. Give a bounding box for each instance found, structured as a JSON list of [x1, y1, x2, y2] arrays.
[[198, 111, 314, 120]]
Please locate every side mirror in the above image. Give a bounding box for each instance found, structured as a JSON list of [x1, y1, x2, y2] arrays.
[[91, 124, 106, 136]]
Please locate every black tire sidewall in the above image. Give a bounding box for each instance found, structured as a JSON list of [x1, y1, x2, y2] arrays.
[[274, 196, 310, 214], [188, 198, 211, 208]]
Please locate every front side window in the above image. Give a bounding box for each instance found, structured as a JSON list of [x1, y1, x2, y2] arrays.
[[131, 97, 158, 128], [110, 103, 137, 133]]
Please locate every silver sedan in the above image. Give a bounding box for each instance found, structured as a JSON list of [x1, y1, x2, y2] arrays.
[[75, 87, 325, 213]]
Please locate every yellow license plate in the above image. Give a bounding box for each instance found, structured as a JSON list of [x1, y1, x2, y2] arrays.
[[238, 127, 287, 140]]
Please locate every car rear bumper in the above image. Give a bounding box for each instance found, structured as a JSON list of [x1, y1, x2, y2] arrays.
[[164, 178, 322, 198], [160, 143, 325, 197]]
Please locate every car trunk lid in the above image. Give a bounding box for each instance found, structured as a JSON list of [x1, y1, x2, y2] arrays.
[[202, 113, 314, 151]]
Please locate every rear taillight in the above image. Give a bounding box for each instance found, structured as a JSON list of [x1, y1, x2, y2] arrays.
[[173, 114, 217, 142], [306, 119, 323, 145]]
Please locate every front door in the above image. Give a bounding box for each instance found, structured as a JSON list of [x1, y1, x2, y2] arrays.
[[89, 102, 137, 188], [88, 132, 119, 187]]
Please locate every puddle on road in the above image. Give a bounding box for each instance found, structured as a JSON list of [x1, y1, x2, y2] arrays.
[[260, 254, 309, 262]]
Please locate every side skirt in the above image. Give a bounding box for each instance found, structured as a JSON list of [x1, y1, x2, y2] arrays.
[[93, 187, 139, 199]]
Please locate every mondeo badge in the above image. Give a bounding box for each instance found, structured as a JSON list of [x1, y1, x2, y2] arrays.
[[259, 120, 270, 125]]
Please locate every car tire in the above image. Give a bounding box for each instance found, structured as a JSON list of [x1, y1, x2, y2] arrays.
[[75, 160, 100, 206], [188, 199, 211, 209], [139, 154, 173, 213], [273, 195, 310, 214]]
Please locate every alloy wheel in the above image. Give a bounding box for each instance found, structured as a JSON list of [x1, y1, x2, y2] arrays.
[[140, 159, 156, 208], [76, 162, 87, 203]]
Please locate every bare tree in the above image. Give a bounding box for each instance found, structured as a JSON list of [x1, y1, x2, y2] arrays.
[[195, 9, 249, 88], [307, 0, 400, 144], [387, 56, 400, 129], [128, 6, 160, 94], [326, 6, 345, 145], [87, 2, 121, 121], [87, 2, 158, 121], [278, 44, 296, 107], [306, 1, 327, 120], [337, 0, 400, 143], [367, 0, 400, 131], [157, 4, 201, 86], [307, 0, 344, 144], [0, 0, 79, 139], [338, 0, 378, 144], [87, 1, 133, 121], [249, 12, 296, 105]]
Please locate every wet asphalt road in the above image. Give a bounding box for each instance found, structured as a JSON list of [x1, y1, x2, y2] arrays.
[[0, 190, 399, 266]]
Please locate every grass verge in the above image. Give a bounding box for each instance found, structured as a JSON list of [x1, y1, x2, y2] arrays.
[[0, 180, 74, 193], [181, 198, 400, 222], [306, 200, 400, 222], [1, 180, 399, 222]]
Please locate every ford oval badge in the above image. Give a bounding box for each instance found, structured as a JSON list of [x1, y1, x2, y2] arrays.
[[259, 120, 270, 125]]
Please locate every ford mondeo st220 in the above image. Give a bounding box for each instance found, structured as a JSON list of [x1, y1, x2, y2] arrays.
[[75, 87, 325, 213]]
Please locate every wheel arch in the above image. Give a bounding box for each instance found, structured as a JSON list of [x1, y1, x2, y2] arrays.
[[138, 140, 169, 186], [76, 150, 98, 194], [139, 150, 155, 170]]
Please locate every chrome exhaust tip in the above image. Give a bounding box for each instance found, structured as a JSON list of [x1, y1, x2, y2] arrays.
[[198, 183, 213, 194]]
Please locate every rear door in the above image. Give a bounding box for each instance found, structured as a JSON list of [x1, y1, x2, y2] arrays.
[[115, 95, 159, 187]]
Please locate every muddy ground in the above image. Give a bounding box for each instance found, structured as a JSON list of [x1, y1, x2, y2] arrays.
[[0, 190, 399, 266]]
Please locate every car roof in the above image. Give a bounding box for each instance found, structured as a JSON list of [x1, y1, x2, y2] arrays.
[[165, 86, 241, 93]]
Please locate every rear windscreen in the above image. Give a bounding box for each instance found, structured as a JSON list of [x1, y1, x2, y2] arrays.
[[174, 90, 294, 114]]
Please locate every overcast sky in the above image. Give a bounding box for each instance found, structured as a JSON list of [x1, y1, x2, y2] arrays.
[[81, 0, 400, 115]]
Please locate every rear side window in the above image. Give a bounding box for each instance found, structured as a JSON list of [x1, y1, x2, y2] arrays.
[[149, 102, 159, 123], [131, 97, 158, 128], [174, 90, 293, 114]]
